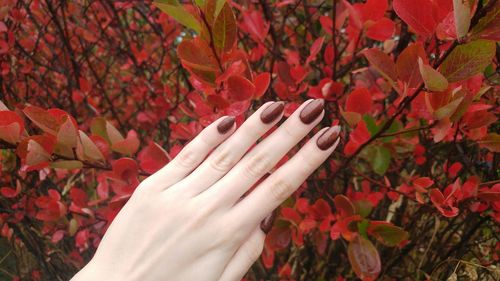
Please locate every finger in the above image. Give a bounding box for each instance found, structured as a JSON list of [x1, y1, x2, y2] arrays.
[[169, 101, 285, 197], [218, 226, 266, 281], [200, 99, 325, 205], [145, 116, 236, 192], [229, 126, 341, 231]]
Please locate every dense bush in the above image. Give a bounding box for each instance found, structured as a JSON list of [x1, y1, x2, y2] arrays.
[[0, 0, 498, 280]]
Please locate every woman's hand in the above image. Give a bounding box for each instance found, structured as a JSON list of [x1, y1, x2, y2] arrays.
[[71, 99, 340, 281]]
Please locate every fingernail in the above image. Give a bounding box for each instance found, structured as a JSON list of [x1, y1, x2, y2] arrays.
[[260, 102, 285, 124], [316, 126, 341, 150], [217, 116, 235, 134], [260, 209, 277, 234], [299, 99, 324, 124]]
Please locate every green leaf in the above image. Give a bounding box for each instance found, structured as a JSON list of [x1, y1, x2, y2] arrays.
[[363, 115, 378, 136], [193, 0, 205, 6], [372, 146, 391, 175], [440, 40, 496, 82], [362, 116, 402, 143], [50, 160, 83, 170], [153, 1, 201, 33], [212, 2, 236, 55], [418, 57, 449, 91], [354, 200, 373, 218], [453, 0, 471, 39], [470, 1, 500, 41], [357, 219, 370, 239], [348, 236, 381, 280], [90, 117, 109, 143], [214, 0, 226, 19], [380, 120, 402, 143], [369, 223, 409, 247]]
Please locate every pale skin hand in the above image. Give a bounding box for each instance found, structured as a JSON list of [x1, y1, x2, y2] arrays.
[[71, 99, 341, 281]]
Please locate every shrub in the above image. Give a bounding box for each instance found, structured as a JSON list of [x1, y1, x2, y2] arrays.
[[0, 0, 498, 280]]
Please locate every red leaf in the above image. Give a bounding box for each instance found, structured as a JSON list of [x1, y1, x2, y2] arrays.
[[348, 236, 381, 280], [23, 106, 60, 135], [227, 75, 255, 101], [333, 195, 355, 217], [319, 15, 333, 35], [76, 130, 105, 162], [308, 78, 344, 101], [111, 158, 139, 195], [396, 42, 427, 89], [360, 0, 388, 22], [111, 129, 140, 156], [0, 181, 20, 198], [266, 227, 291, 251], [57, 116, 78, 149], [0, 22, 7, 33], [0, 111, 24, 143], [281, 207, 302, 225], [344, 120, 371, 155], [393, 0, 437, 38], [253, 72, 271, 99], [306, 36, 325, 64], [177, 38, 218, 72], [363, 48, 397, 82], [79, 77, 91, 93], [448, 162, 463, 178], [138, 141, 169, 174], [345, 87, 373, 115], [365, 18, 395, 41], [277, 61, 296, 87], [177, 38, 219, 85], [240, 10, 269, 42], [429, 188, 459, 217], [413, 177, 434, 190]]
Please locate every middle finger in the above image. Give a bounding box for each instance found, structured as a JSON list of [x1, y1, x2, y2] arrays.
[[198, 99, 325, 206]]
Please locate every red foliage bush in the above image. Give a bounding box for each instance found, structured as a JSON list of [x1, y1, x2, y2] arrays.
[[0, 0, 498, 280]]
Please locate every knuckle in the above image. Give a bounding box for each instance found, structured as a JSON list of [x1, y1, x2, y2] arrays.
[[243, 152, 273, 179], [175, 149, 198, 168], [282, 124, 301, 139], [269, 177, 294, 202], [210, 149, 236, 172], [297, 152, 320, 174], [244, 237, 264, 264], [213, 222, 242, 248]]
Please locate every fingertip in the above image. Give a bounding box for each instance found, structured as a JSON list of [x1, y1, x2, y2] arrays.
[[217, 116, 236, 134]]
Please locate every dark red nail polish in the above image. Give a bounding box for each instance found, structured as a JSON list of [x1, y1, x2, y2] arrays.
[[260, 209, 277, 234], [316, 126, 340, 150], [260, 102, 285, 124], [299, 99, 324, 124], [217, 116, 235, 134]]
